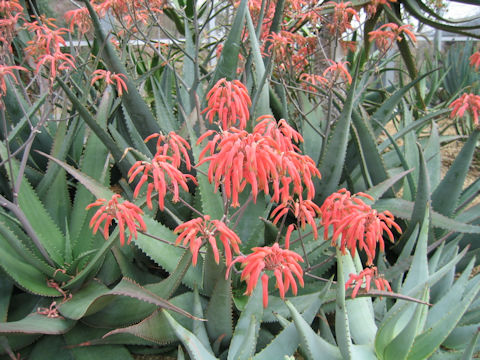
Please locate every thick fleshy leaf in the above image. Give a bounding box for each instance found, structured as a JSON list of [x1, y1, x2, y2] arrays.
[[210, 0, 247, 83], [343, 253, 377, 346], [228, 280, 263, 360], [407, 277, 480, 360], [0, 313, 75, 335], [193, 286, 213, 354], [373, 199, 480, 234], [63, 323, 134, 360], [317, 63, 358, 202], [253, 289, 326, 359], [432, 130, 480, 218], [382, 287, 429, 360], [245, 9, 270, 117], [206, 275, 233, 347], [0, 143, 65, 266], [163, 310, 218, 360], [335, 248, 353, 360], [62, 277, 199, 321], [286, 300, 342, 360], [0, 220, 61, 296], [83, 0, 160, 139]]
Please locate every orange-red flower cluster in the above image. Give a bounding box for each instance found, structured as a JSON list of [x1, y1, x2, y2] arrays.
[[64, 7, 92, 35], [227, 243, 304, 308], [202, 78, 251, 130], [323, 60, 352, 85], [366, 0, 397, 16], [271, 197, 321, 239], [0, 65, 27, 104], [300, 73, 328, 92], [449, 93, 480, 126], [91, 70, 128, 96], [264, 31, 317, 74], [326, 1, 360, 35], [345, 266, 392, 298], [320, 189, 401, 265], [0, 0, 24, 52], [86, 194, 147, 246], [470, 51, 480, 71], [368, 23, 416, 52], [197, 115, 320, 207], [174, 215, 241, 266], [24, 16, 76, 82], [128, 132, 197, 210], [93, 0, 166, 31]]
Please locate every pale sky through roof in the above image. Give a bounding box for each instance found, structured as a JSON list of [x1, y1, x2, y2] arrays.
[[446, 2, 480, 19]]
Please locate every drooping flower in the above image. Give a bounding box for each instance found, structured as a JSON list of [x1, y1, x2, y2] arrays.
[[24, 17, 76, 82], [86, 194, 146, 246], [0, 64, 27, 100], [300, 73, 329, 92], [202, 78, 252, 130], [271, 197, 321, 239], [368, 23, 416, 52], [144, 132, 192, 170], [325, 1, 360, 35], [64, 7, 92, 35], [366, 0, 397, 16], [0, 0, 23, 52], [227, 243, 304, 307], [340, 40, 357, 53], [174, 215, 241, 266], [197, 128, 281, 206], [128, 154, 197, 210], [449, 93, 480, 126], [254, 116, 304, 153], [91, 70, 128, 96], [469, 51, 480, 71], [323, 60, 352, 85], [34, 52, 76, 82], [197, 117, 320, 207], [320, 189, 401, 265], [345, 266, 392, 298], [24, 17, 69, 56]]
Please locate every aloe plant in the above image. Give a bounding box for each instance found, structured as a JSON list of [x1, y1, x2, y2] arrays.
[[1, 0, 480, 358]]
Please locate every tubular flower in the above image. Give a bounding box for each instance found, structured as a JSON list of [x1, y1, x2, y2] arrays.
[[91, 70, 128, 96], [340, 40, 357, 53], [271, 197, 321, 239], [0, 65, 27, 101], [449, 93, 480, 126], [174, 216, 241, 266], [323, 60, 352, 85], [254, 116, 303, 152], [202, 78, 252, 130], [24, 17, 69, 56], [368, 23, 416, 52], [24, 17, 76, 82], [325, 1, 360, 35], [93, 0, 165, 28], [320, 189, 401, 265], [144, 132, 192, 170], [197, 128, 282, 206], [470, 51, 480, 71], [300, 73, 329, 92], [227, 243, 304, 308], [197, 118, 320, 206], [128, 154, 197, 211], [64, 7, 92, 35], [0, 0, 23, 51], [366, 0, 397, 16], [345, 266, 392, 298], [86, 194, 146, 246]]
